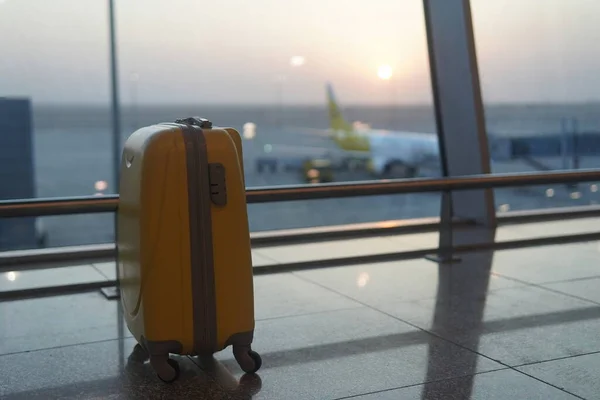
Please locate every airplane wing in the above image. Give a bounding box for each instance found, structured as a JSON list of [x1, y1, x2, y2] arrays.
[[259, 143, 370, 159], [280, 126, 334, 138]]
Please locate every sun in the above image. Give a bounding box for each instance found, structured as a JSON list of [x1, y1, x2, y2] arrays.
[[290, 56, 306, 67], [377, 64, 393, 80]]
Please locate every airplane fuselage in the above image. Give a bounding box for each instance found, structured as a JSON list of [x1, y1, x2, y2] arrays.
[[332, 127, 440, 176]]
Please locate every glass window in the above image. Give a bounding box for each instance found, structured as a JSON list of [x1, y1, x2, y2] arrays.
[[0, 0, 440, 250], [0, 0, 113, 250], [118, 0, 440, 232], [472, 0, 600, 213]]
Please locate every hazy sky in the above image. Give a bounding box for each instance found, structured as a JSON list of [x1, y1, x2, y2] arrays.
[[1, 0, 599, 105]]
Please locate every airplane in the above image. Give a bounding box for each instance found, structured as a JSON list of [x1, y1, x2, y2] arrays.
[[325, 82, 440, 178], [254, 82, 441, 179], [255, 83, 600, 182]]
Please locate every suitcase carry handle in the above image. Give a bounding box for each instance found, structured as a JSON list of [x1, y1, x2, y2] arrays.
[[174, 116, 213, 129]]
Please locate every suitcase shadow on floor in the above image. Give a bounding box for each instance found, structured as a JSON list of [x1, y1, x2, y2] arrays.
[[125, 345, 262, 399]]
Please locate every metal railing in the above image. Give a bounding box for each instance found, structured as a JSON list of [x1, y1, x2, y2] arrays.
[[2, 168, 600, 300], [2, 169, 600, 218]]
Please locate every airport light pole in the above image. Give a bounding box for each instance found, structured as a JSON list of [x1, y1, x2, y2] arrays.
[[107, 0, 124, 370], [104, 0, 122, 301], [109, 0, 121, 195]]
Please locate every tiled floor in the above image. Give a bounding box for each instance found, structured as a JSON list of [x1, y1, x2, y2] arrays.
[[2, 220, 600, 399]]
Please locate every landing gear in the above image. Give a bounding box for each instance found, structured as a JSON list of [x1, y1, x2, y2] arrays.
[[384, 162, 417, 179]]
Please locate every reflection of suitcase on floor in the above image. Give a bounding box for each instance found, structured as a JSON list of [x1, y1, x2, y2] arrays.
[[117, 117, 261, 383]]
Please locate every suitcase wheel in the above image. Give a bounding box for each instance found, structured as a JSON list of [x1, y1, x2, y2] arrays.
[[247, 350, 262, 373], [234, 346, 262, 374], [152, 357, 180, 383]]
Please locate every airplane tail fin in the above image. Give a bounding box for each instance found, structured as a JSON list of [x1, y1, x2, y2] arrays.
[[326, 83, 353, 133], [325, 83, 370, 152]]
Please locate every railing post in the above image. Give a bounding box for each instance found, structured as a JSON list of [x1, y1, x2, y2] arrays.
[[426, 190, 460, 263], [569, 118, 580, 191], [423, 0, 496, 263]]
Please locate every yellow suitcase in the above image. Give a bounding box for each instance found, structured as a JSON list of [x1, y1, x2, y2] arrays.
[[117, 117, 261, 383]]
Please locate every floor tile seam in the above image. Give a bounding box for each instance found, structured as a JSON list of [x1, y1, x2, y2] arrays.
[[529, 284, 600, 306], [511, 349, 600, 369], [287, 272, 369, 309], [0, 336, 132, 358], [252, 250, 282, 265], [332, 283, 542, 309], [404, 281, 542, 303], [505, 368, 586, 399], [91, 264, 112, 280], [329, 367, 512, 400], [256, 306, 366, 323], [1, 324, 122, 344], [489, 272, 551, 287], [492, 271, 600, 288], [537, 275, 600, 285], [491, 272, 600, 306]]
